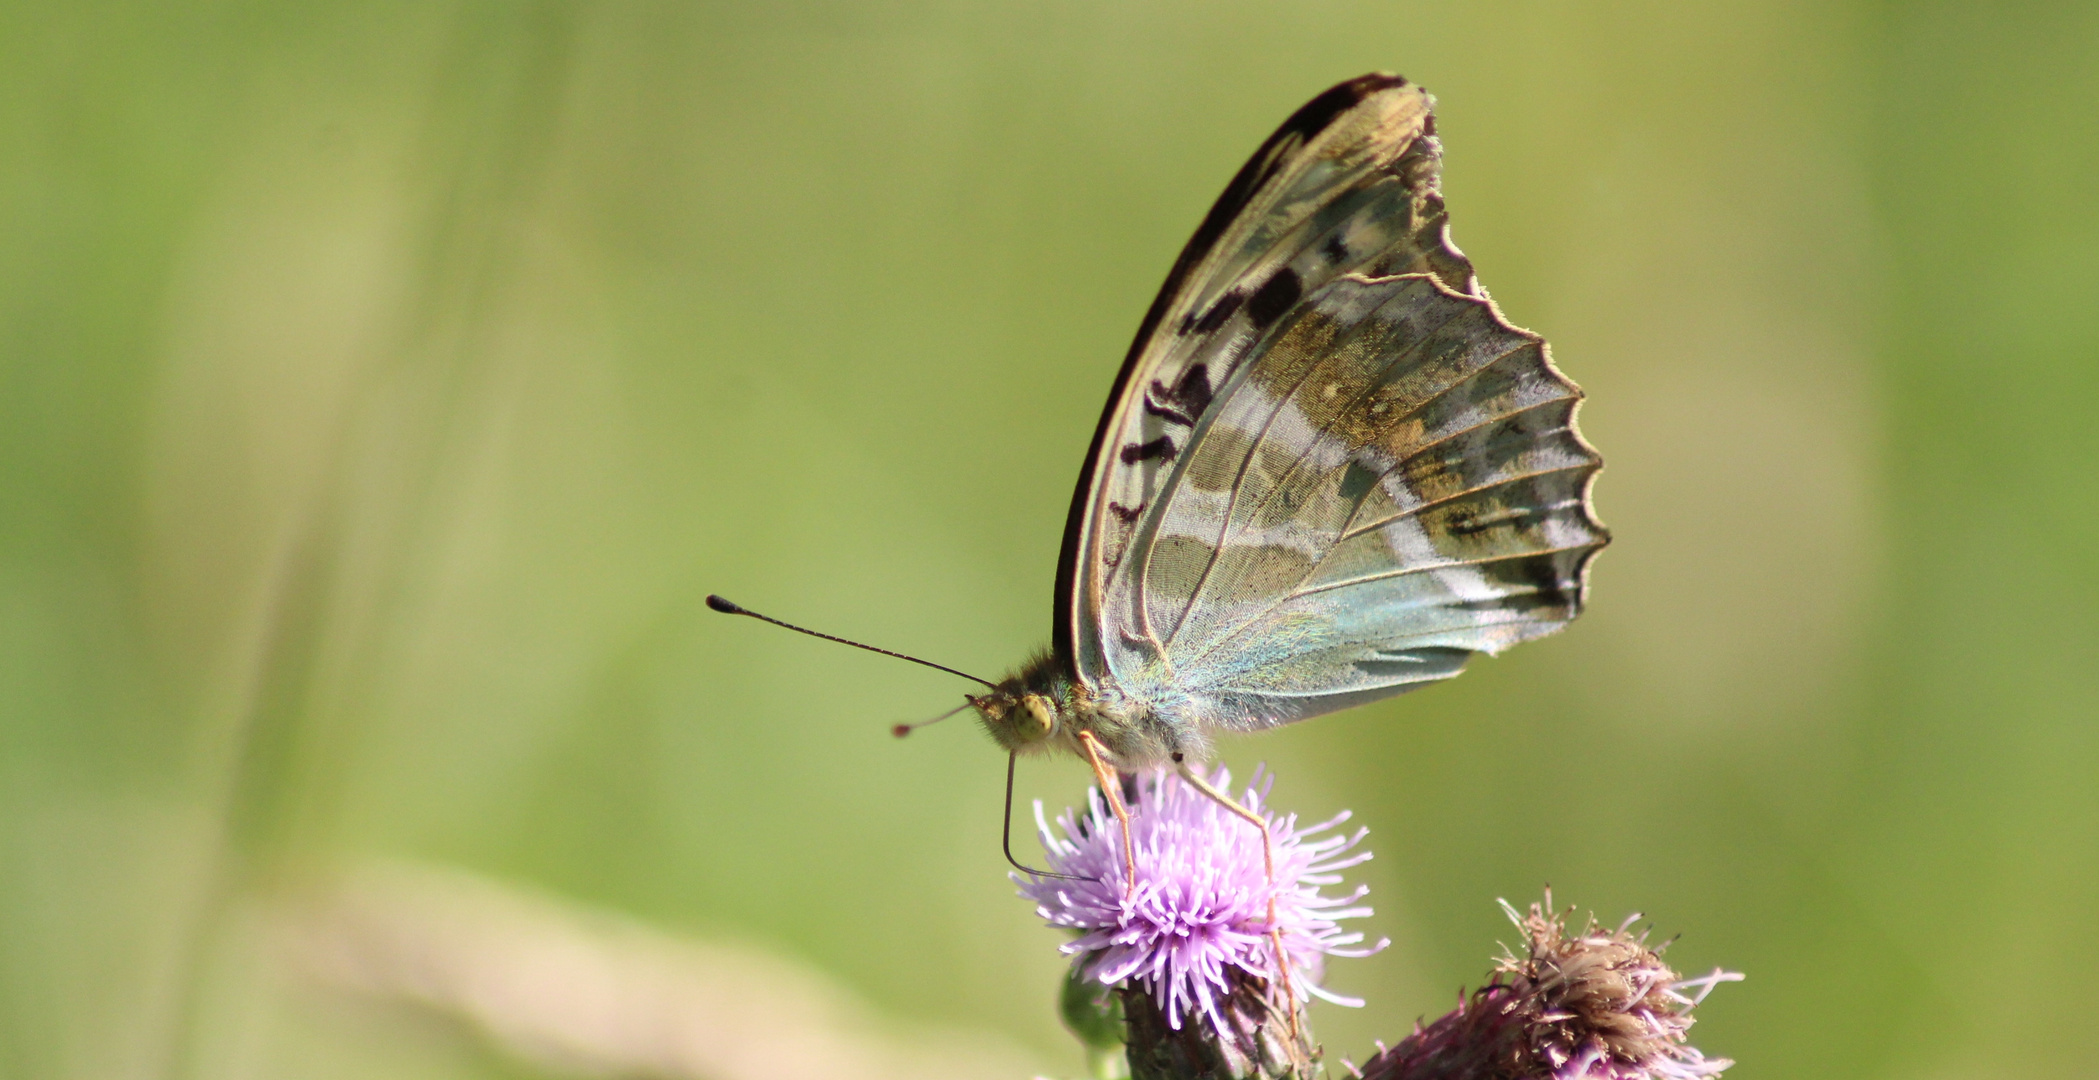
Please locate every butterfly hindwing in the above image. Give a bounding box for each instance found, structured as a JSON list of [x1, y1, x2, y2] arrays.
[[1059, 74, 1608, 729], [1130, 273, 1604, 726]]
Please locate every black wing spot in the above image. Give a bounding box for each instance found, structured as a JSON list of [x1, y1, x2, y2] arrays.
[[1144, 397, 1196, 427], [1183, 290, 1245, 337], [1145, 363, 1214, 428], [1524, 554, 1572, 610], [1323, 233, 1351, 264], [1246, 267, 1302, 329], [1103, 501, 1145, 570], [1120, 437, 1178, 465], [1176, 363, 1214, 415]]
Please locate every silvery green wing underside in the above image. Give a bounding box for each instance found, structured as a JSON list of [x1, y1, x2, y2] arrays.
[[1055, 74, 1608, 730]]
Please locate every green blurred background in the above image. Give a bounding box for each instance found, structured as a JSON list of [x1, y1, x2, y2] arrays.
[[4, 2, 2096, 1078]]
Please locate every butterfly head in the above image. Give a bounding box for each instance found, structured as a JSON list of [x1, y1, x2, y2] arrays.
[[970, 687, 1061, 753]]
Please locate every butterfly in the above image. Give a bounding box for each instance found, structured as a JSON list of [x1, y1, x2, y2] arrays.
[[712, 73, 1606, 871]]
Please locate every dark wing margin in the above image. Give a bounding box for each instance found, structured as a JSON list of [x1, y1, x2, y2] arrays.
[[1052, 73, 1475, 684]]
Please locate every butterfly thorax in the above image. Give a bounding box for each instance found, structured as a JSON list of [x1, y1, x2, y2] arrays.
[[971, 650, 1197, 770]]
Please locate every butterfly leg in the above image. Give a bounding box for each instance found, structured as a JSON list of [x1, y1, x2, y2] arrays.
[[1173, 759, 1302, 1041], [1075, 730, 1139, 894]]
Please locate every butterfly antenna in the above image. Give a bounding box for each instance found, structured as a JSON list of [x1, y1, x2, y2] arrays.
[[706, 595, 997, 689], [1005, 752, 1092, 882], [892, 700, 972, 739]]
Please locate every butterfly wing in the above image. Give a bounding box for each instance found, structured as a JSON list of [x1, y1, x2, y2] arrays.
[[1057, 74, 1608, 729]]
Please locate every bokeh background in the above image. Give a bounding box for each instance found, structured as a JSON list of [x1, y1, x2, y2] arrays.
[[4, 2, 2096, 1078]]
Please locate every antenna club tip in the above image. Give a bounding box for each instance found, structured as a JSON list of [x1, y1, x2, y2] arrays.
[[705, 594, 742, 615], [891, 724, 913, 739]]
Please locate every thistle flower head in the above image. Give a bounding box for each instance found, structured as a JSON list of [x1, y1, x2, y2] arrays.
[[1488, 895, 1739, 1080], [1016, 765, 1386, 1033], [1356, 894, 1739, 1080]]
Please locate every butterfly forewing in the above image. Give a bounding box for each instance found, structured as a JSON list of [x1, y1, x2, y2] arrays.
[[1059, 76, 1478, 676], [1060, 74, 1608, 729]]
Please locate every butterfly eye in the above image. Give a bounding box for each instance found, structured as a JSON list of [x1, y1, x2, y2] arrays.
[[1017, 694, 1055, 741]]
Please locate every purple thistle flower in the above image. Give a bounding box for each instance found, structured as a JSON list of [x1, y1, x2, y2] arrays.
[[1016, 765, 1387, 1034], [1352, 894, 1740, 1080]]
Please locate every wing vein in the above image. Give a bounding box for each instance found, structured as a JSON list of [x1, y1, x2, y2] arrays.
[[1164, 294, 1543, 664], [1289, 535, 1597, 599], [1154, 280, 1470, 650], [1221, 299, 1522, 556]]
